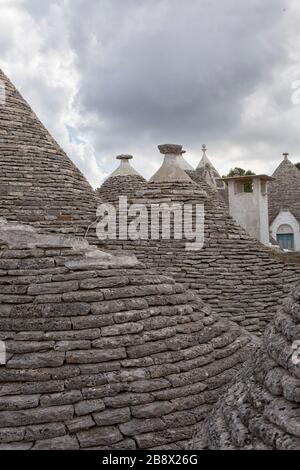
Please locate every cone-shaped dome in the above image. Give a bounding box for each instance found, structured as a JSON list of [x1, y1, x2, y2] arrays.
[[111, 155, 141, 178], [94, 146, 300, 335], [96, 155, 146, 203], [0, 69, 98, 225], [0, 219, 250, 450], [190, 145, 228, 204], [149, 145, 194, 183], [198, 282, 300, 450], [175, 150, 194, 171], [268, 153, 300, 224]]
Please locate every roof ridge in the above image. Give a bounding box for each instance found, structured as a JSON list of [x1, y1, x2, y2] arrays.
[[0, 68, 98, 225], [272, 156, 300, 178]]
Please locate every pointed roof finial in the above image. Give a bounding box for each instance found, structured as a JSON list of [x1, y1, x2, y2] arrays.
[[283, 152, 289, 160], [149, 144, 193, 183], [110, 154, 141, 177], [116, 154, 133, 161], [158, 144, 183, 155], [202, 144, 207, 154]]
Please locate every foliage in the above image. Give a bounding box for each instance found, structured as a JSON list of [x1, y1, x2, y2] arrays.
[[224, 167, 256, 193]]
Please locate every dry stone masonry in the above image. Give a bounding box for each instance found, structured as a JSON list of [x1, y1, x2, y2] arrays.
[[96, 155, 146, 203], [268, 154, 300, 226], [193, 145, 228, 204], [96, 146, 300, 335], [0, 68, 98, 228], [0, 220, 251, 450], [0, 69, 299, 451], [197, 281, 300, 450]]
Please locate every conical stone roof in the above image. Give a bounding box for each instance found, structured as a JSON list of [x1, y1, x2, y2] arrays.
[[197, 282, 300, 450], [149, 145, 193, 183], [268, 154, 300, 224], [0, 69, 98, 227], [175, 149, 194, 171], [0, 219, 250, 450], [191, 145, 228, 204], [96, 155, 146, 203], [93, 145, 300, 335]]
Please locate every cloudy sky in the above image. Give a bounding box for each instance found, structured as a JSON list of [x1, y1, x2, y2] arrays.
[[1, 0, 300, 188]]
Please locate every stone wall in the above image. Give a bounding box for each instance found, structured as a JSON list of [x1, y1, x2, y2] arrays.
[[0, 220, 250, 450], [197, 281, 300, 450], [96, 175, 146, 203], [91, 178, 300, 335]]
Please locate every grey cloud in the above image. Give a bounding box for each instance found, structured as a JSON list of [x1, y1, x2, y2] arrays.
[[65, 0, 290, 160], [1, 0, 299, 182]]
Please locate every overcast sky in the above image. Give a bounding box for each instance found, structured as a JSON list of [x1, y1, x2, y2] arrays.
[[1, 0, 300, 188]]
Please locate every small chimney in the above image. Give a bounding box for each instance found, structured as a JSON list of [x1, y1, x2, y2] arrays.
[[110, 155, 141, 177], [149, 145, 193, 183], [222, 174, 275, 246]]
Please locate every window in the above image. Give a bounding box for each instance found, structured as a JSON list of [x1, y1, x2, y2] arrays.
[[261, 181, 267, 195], [234, 181, 253, 194], [277, 224, 294, 250], [234, 182, 244, 194]]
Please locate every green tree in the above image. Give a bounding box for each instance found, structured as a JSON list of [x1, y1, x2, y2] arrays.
[[226, 167, 256, 177], [225, 167, 256, 193], [295, 162, 300, 171]]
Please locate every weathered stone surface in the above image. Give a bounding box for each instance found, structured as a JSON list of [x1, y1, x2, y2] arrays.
[[40, 391, 82, 407], [103, 393, 154, 409], [54, 340, 91, 352], [119, 418, 167, 436], [28, 280, 78, 296], [0, 405, 74, 427], [197, 282, 300, 450], [0, 442, 33, 450], [0, 395, 39, 411], [24, 423, 66, 442], [77, 426, 122, 448], [132, 401, 175, 419], [75, 399, 105, 417], [7, 352, 65, 369], [71, 315, 113, 330], [93, 408, 130, 426], [0, 69, 99, 226], [269, 155, 300, 227], [95, 149, 300, 337], [96, 155, 146, 203], [66, 349, 126, 364], [66, 416, 95, 434], [1, 233, 250, 449], [32, 435, 79, 450], [0, 111, 252, 451], [0, 426, 25, 443], [82, 384, 121, 400]]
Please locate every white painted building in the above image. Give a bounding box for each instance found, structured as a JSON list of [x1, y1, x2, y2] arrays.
[[268, 154, 300, 252], [270, 210, 300, 251], [222, 174, 274, 246]]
